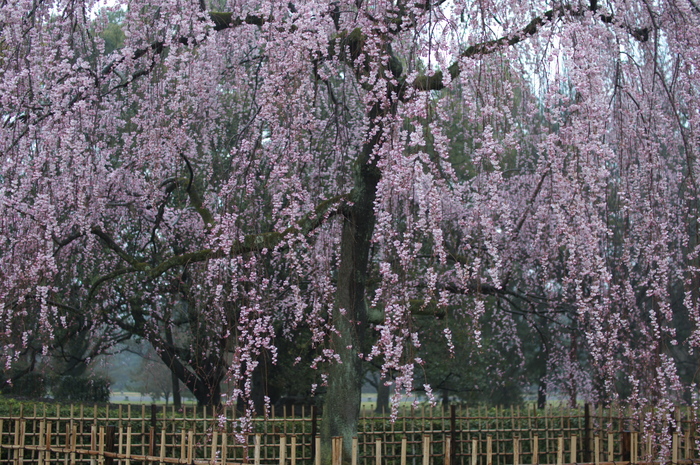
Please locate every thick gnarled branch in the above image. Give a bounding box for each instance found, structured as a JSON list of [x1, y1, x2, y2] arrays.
[[86, 194, 346, 301], [413, 7, 650, 91]]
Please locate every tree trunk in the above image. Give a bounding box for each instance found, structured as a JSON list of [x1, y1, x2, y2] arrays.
[[171, 370, 182, 408], [375, 380, 390, 414], [320, 116, 382, 464], [165, 328, 182, 408], [442, 389, 450, 408], [152, 339, 225, 407], [537, 378, 547, 410]]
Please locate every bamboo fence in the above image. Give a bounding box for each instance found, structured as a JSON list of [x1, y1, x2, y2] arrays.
[[0, 403, 697, 465]]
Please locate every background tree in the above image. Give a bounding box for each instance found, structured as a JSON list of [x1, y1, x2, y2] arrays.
[[1, 1, 699, 463]]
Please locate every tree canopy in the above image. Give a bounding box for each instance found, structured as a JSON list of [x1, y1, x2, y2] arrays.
[[1, 0, 699, 461]]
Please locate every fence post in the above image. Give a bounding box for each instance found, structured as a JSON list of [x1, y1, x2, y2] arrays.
[[631, 432, 638, 464], [105, 425, 115, 465], [279, 435, 286, 465], [375, 438, 382, 465], [570, 435, 577, 464], [98, 426, 105, 465], [46, 421, 52, 456], [13, 419, 21, 465], [621, 431, 631, 462], [533, 435, 539, 465], [311, 406, 318, 462], [584, 403, 591, 463], [513, 437, 520, 465], [607, 432, 613, 462], [672, 432, 679, 465], [451, 405, 457, 463], [90, 424, 97, 465], [149, 404, 157, 463], [70, 424, 78, 465], [126, 425, 132, 465], [487, 435, 493, 465], [594, 435, 600, 465], [423, 434, 430, 465], [38, 420, 46, 465], [688, 417, 696, 460], [291, 435, 297, 465], [401, 437, 407, 465], [159, 429, 166, 465], [315, 436, 321, 465], [557, 436, 563, 465], [331, 437, 342, 465], [472, 437, 478, 465], [148, 427, 156, 458], [211, 431, 219, 463], [445, 436, 452, 465], [352, 437, 358, 465], [253, 433, 262, 465]]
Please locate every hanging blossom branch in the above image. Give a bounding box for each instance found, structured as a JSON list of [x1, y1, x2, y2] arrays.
[[412, 6, 651, 91], [23, 1, 649, 123]]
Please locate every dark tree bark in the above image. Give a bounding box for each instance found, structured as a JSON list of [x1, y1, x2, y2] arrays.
[[165, 328, 182, 408], [320, 111, 382, 463], [375, 380, 390, 414]]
